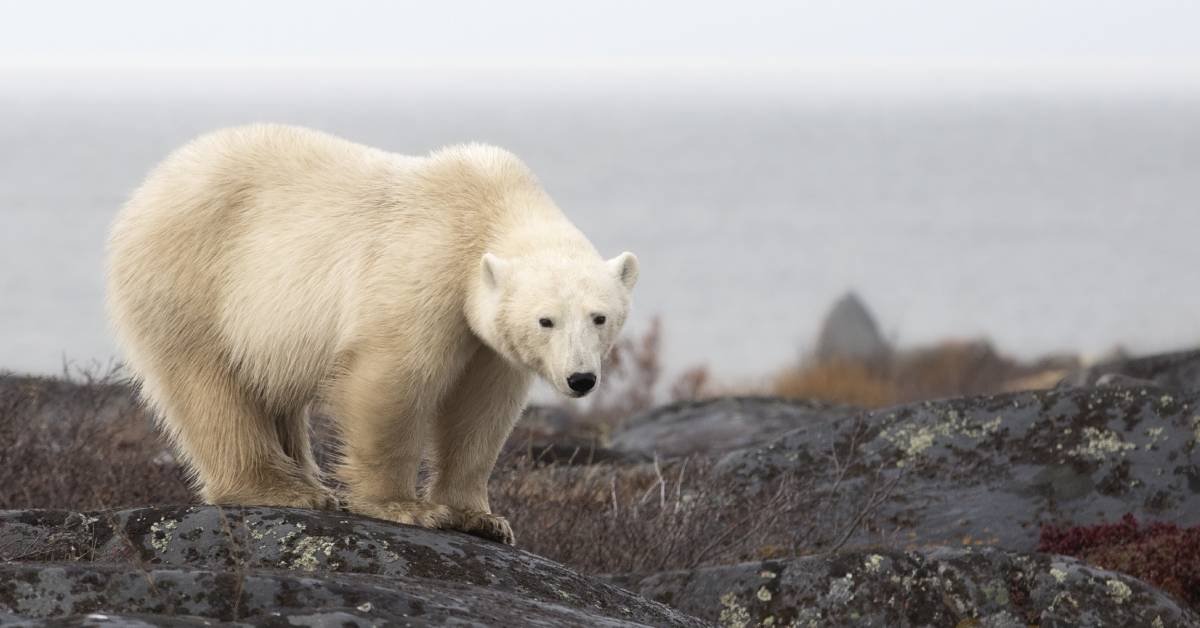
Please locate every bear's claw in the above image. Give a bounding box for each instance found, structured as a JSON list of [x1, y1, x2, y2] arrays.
[[458, 510, 515, 545]]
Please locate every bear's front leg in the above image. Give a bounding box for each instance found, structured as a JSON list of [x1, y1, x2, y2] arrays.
[[328, 351, 458, 530], [429, 348, 531, 545]]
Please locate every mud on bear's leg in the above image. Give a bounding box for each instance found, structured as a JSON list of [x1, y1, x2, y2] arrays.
[[428, 349, 530, 545]]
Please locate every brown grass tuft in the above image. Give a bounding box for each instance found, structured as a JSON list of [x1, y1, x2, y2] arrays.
[[769, 339, 1078, 408], [771, 360, 897, 408]]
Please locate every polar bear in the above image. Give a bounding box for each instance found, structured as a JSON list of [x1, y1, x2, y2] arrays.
[[106, 124, 638, 544]]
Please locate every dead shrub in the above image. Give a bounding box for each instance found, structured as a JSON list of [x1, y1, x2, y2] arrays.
[[491, 418, 900, 575], [1039, 513, 1200, 610], [0, 366, 192, 510]]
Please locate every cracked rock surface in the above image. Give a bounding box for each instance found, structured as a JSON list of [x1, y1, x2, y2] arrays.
[[0, 506, 705, 627], [616, 547, 1200, 627], [1059, 349, 1200, 392], [714, 386, 1200, 550], [611, 396, 858, 458]]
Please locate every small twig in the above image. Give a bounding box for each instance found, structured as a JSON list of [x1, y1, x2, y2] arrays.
[[825, 467, 904, 556], [609, 475, 619, 518], [216, 506, 246, 622], [0, 530, 49, 562], [688, 478, 792, 569], [97, 505, 161, 598]]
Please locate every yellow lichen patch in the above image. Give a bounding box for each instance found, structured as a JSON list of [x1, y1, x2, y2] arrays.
[[290, 536, 336, 572], [756, 586, 773, 602], [864, 554, 884, 573], [827, 573, 855, 603], [717, 592, 750, 628], [1067, 427, 1136, 461], [881, 411, 1003, 466], [1144, 426, 1166, 450], [1048, 590, 1078, 611], [980, 580, 1009, 606], [1106, 579, 1132, 604], [149, 519, 178, 553], [1049, 567, 1067, 583]]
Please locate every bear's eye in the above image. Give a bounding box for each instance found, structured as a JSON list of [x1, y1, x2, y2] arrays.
[[593, 315, 607, 325], [538, 318, 554, 328]]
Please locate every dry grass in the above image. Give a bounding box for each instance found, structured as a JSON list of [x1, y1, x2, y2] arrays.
[[0, 366, 900, 576], [0, 367, 192, 510], [772, 360, 897, 408], [769, 340, 1079, 408], [0, 328, 1079, 578], [490, 452, 896, 575]]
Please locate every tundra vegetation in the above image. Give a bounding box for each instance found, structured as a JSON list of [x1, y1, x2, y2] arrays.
[[2, 322, 1198, 624]]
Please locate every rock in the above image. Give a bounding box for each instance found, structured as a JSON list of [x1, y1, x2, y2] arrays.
[[1060, 349, 1200, 392], [0, 506, 704, 627], [814, 292, 891, 367], [610, 396, 858, 458], [503, 439, 651, 467], [1095, 373, 1161, 389], [503, 404, 650, 467], [521, 404, 582, 434], [618, 547, 1199, 627], [715, 386, 1200, 551]]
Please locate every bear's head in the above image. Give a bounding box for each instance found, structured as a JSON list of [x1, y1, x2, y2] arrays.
[[470, 251, 639, 397]]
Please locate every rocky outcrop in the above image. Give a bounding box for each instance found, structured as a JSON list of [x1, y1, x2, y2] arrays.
[[0, 506, 705, 626], [715, 386, 1200, 551], [1060, 349, 1200, 392], [610, 396, 858, 458], [618, 547, 1200, 627]]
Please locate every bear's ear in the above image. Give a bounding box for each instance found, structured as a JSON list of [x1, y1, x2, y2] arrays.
[[481, 253, 510, 291], [607, 252, 639, 291]]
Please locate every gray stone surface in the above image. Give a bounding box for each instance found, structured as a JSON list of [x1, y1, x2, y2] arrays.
[[1060, 349, 1200, 392], [715, 386, 1200, 550], [0, 506, 705, 627], [619, 548, 1200, 627], [610, 396, 858, 458]]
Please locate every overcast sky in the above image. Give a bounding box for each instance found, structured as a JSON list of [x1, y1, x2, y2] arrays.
[[3, 0, 1199, 71]]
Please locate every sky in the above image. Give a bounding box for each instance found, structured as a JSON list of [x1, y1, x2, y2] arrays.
[[2, 0, 1199, 74]]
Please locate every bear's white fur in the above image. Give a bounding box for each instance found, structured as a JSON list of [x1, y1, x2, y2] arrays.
[[106, 124, 638, 543]]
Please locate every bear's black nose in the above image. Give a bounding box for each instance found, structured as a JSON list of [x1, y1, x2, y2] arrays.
[[567, 372, 597, 394]]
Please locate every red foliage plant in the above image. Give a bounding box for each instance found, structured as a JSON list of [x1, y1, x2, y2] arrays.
[[1038, 513, 1200, 609]]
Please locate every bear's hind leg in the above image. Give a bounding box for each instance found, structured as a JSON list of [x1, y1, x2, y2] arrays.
[[149, 363, 336, 510], [272, 404, 339, 509]]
